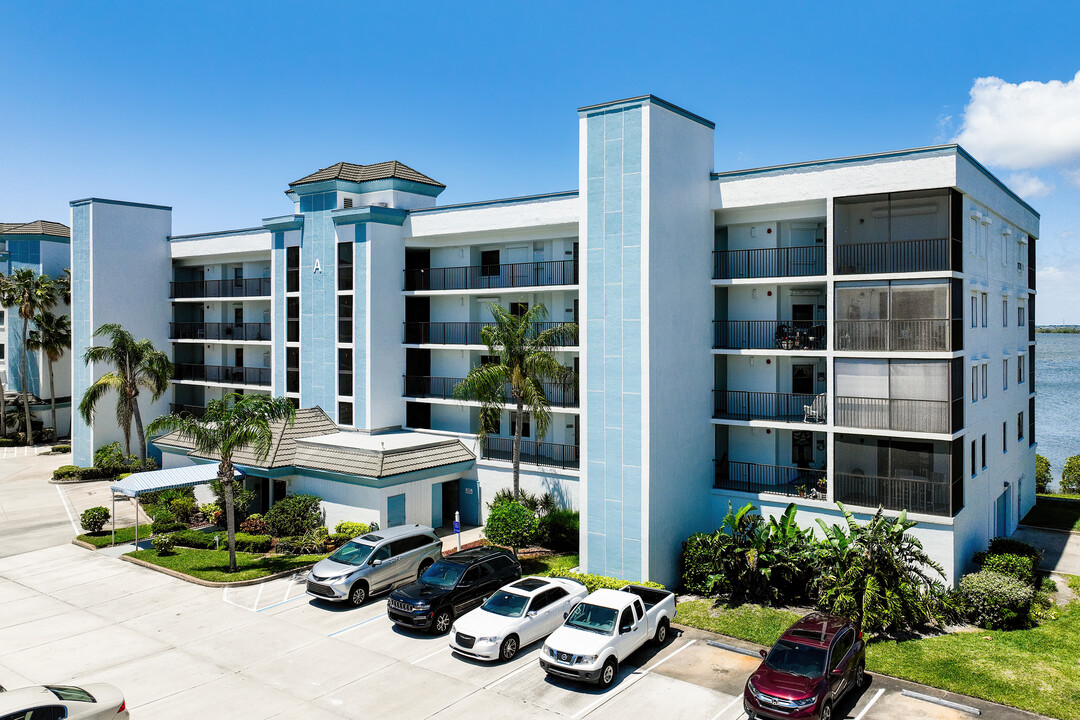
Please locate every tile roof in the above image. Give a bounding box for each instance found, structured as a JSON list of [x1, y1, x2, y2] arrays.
[[290, 161, 445, 189], [0, 220, 71, 238]]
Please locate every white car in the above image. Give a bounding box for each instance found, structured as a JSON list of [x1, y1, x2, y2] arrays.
[[0, 684, 129, 719], [449, 576, 588, 661]]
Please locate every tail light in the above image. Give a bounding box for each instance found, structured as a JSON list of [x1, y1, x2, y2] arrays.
[[118, 699, 126, 712]]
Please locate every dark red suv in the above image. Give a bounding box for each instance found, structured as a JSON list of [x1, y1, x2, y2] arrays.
[[743, 613, 866, 720]]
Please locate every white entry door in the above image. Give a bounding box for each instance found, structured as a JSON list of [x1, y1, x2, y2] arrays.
[[507, 246, 530, 286]]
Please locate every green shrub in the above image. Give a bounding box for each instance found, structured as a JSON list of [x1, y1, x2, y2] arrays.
[[152, 533, 177, 554], [539, 510, 579, 552], [170, 529, 272, 553], [51, 465, 117, 481], [484, 501, 538, 554], [264, 493, 324, 537], [80, 506, 110, 533], [982, 553, 1037, 585], [54, 465, 80, 479], [959, 570, 1035, 629], [275, 529, 324, 555], [0, 438, 16, 447], [151, 509, 185, 534], [240, 515, 269, 535], [681, 530, 728, 594], [334, 521, 370, 537], [328, 532, 353, 548], [94, 441, 132, 470], [1062, 455, 1080, 494], [169, 497, 198, 524], [553, 572, 665, 594], [51, 444, 71, 453], [199, 503, 220, 520], [208, 478, 256, 524], [1036, 454, 1053, 494]]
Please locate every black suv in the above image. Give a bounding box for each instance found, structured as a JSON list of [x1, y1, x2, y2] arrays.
[[387, 547, 521, 634]]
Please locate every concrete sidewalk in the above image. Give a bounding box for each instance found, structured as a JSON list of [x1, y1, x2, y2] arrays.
[[0, 450, 77, 558], [1014, 524, 1080, 575]]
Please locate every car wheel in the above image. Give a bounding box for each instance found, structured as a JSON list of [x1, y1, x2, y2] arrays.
[[432, 608, 453, 635], [653, 618, 670, 646], [855, 660, 867, 689], [500, 635, 519, 661], [417, 559, 433, 581], [348, 582, 368, 606], [598, 657, 617, 689], [821, 701, 833, 720]]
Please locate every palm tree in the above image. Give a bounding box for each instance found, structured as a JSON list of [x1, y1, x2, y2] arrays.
[[79, 324, 172, 461], [27, 311, 72, 440], [1, 269, 58, 445], [453, 302, 576, 498], [147, 394, 296, 573]]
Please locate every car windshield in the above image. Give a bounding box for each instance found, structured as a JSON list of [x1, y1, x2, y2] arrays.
[[420, 560, 465, 589], [328, 541, 374, 566], [482, 590, 529, 617], [564, 602, 617, 635], [46, 686, 96, 703], [764, 639, 828, 678]]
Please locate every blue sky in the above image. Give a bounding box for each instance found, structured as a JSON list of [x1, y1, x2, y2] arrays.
[[2, 1, 1078, 321]]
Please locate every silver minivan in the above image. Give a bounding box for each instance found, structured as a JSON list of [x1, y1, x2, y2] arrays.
[[305, 524, 443, 606]]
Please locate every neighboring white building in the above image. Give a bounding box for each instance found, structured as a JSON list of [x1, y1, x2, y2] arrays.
[[70, 95, 1037, 586]]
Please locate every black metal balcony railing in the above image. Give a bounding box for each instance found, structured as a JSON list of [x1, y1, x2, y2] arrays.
[[713, 391, 823, 423], [170, 278, 272, 299], [834, 237, 952, 275], [834, 396, 950, 434], [834, 319, 952, 352], [835, 472, 949, 516], [714, 461, 826, 497], [403, 376, 579, 407], [174, 363, 272, 386], [405, 259, 577, 291], [481, 437, 580, 470], [403, 321, 577, 346], [170, 322, 271, 341], [712, 245, 825, 280], [713, 320, 826, 350], [169, 403, 207, 418]]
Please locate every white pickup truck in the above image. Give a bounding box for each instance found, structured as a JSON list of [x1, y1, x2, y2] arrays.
[[540, 585, 676, 688]]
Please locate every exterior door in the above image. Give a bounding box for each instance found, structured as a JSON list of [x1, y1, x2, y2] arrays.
[[792, 431, 813, 469], [387, 493, 406, 527], [508, 245, 529, 285], [792, 364, 814, 395]]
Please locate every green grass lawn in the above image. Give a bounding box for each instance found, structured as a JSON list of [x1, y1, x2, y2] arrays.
[[521, 553, 579, 577], [77, 524, 154, 548], [127, 547, 327, 582], [1022, 494, 1080, 531], [675, 598, 803, 646]]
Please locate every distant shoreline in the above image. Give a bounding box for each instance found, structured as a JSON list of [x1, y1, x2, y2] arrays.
[[1037, 327, 1080, 333]]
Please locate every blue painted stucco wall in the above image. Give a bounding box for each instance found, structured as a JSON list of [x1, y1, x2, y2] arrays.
[[71, 204, 93, 466], [299, 200, 338, 417], [584, 103, 644, 580]]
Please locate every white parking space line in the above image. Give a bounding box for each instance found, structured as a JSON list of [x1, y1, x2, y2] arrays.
[[55, 484, 80, 535], [484, 659, 537, 690], [328, 614, 385, 638], [257, 594, 308, 613], [573, 639, 698, 719], [853, 688, 885, 720], [412, 646, 449, 665], [708, 695, 743, 720]]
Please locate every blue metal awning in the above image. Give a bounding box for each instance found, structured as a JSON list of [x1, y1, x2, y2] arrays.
[[110, 464, 240, 497]]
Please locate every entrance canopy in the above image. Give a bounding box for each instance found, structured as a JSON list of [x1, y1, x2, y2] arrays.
[[110, 464, 240, 498]]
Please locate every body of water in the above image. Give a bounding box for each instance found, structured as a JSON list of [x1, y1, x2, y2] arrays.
[[1034, 332, 1078, 490]]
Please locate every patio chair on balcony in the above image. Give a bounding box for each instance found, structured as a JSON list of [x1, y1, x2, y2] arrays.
[[803, 393, 827, 424]]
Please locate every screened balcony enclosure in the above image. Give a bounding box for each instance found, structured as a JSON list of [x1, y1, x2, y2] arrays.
[[834, 357, 962, 434], [834, 434, 962, 516], [834, 280, 962, 352]]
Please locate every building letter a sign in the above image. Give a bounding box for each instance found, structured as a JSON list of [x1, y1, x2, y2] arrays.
[[313, 258, 321, 273]]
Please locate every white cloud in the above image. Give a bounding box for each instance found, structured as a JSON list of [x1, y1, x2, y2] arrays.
[[955, 71, 1080, 169], [1007, 172, 1054, 198], [1065, 167, 1080, 189], [934, 112, 953, 144]]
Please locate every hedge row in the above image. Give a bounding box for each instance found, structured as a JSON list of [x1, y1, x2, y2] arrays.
[[553, 572, 665, 594], [53, 465, 116, 481], [170, 529, 273, 554]]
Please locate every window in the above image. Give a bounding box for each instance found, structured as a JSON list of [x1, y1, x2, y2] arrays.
[[510, 302, 529, 317], [233, 266, 244, 289], [530, 589, 558, 612], [286, 347, 300, 394], [1003, 422, 1008, 453], [338, 348, 353, 396], [338, 295, 353, 343], [1018, 356, 1025, 383], [286, 246, 300, 293], [830, 630, 854, 672], [0, 309, 5, 324], [633, 598, 645, 622], [372, 545, 391, 563], [981, 434, 987, 469], [971, 366, 978, 402], [971, 440, 977, 477], [981, 364, 987, 399], [287, 296, 300, 343], [618, 607, 634, 633], [0, 344, 4, 360], [511, 411, 530, 438], [1018, 412, 1024, 441], [1018, 301, 1026, 327], [981, 293, 988, 328], [338, 241, 353, 292], [1003, 359, 1008, 391], [480, 249, 500, 276], [971, 295, 977, 328], [338, 401, 353, 426], [1003, 297, 1008, 327], [480, 354, 499, 367]]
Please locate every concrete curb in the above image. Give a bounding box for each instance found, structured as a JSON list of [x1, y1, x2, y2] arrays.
[[1018, 522, 1080, 537], [71, 538, 97, 551], [48, 477, 120, 485], [119, 553, 317, 588]]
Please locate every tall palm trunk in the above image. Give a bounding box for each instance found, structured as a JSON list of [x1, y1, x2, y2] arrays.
[[20, 319, 32, 445], [512, 396, 524, 499], [47, 360, 56, 440], [220, 461, 238, 573], [0, 377, 6, 438], [130, 386, 147, 462]]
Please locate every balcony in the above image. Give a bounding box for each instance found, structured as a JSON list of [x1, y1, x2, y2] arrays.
[[712, 246, 824, 280], [170, 278, 272, 299], [169, 403, 206, 418], [170, 322, 271, 341], [481, 437, 580, 470], [834, 472, 949, 516], [834, 237, 957, 275], [403, 321, 577, 346], [834, 396, 951, 434], [834, 319, 955, 352], [174, 363, 272, 387], [714, 461, 826, 497], [714, 390, 824, 423], [713, 321, 826, 350], [404, 259, 577, 291], [403, 376, 578, 407]]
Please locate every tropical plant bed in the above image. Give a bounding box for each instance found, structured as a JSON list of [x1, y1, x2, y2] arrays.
[[520, 552, 579, 577], [1022, 495, 1080, 532], [76, 524, 154, 548], [126, 546, 328, 583], [675, 596, 1080, 720]]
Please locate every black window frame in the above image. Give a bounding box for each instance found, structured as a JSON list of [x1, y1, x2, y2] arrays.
[[480, 249, 500, 276], [286, 246, 300, 293]]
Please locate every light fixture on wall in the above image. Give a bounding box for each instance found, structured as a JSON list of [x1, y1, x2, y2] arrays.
[[752, 289, 758, 299], [767, 290, 772, 297], [765, 359, 771, 365]]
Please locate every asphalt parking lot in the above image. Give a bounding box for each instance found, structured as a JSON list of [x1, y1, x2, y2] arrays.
[[0, 543, 1041, 719]]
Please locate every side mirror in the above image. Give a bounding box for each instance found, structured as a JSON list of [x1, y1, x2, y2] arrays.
[[371, 559, 383, 566], [563, 612, 569, 619], [759, 649, 768, 659], [831, 667, 844, 676], [527, 611, 537, 618]]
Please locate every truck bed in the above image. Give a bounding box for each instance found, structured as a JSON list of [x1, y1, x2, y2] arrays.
[[620, 584, 673, 611]]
